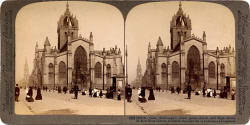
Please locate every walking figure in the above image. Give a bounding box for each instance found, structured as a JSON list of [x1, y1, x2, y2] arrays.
[[213, 88, 216, 98], [15, 84, 20, 102], [148, 88, 155, 100], [26, 87, 34, 102], [89, 88, 92, 97], [202, 87, 206, 97], [117, 89, 121, 100], [187, 84, 192, 99], [74, 85, 79, 99], [35, 87, 42, 100], [126, 85, 132, 102], [231, 89, 235, 100]]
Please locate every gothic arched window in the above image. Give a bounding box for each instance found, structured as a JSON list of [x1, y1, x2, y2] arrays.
[[95, 62, 102, 78], [59, 61, 66, 79], [48, 63, 54, 75], [48, 63, 54, 84], [172, 61, 180, 79], [208, 61, 215, 78], [162, 63, 167, 74], [162, 63, 167, 84]]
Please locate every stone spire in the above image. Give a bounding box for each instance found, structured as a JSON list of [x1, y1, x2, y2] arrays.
[[148, 42, 151, 52], [179, 0, 182, 10], [177, 0, 183, 14], [89, 32, 93, 42], [35, 42, 38, 51], [137, 57, 142, 79], [44, 36, 51, 46], [156, 36, 163, 47], [65, 1, 70, 15], [24, 58, 29, 82], [203, 31, 206, 42]]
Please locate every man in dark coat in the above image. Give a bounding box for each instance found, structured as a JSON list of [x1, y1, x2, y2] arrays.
[[127, 85, 132, 102], [15, 84, 20, 102], [187, 84, 192, 99], [35, 87, 42, 100], [202, 87, 206, 97], [148, 88, 155, 100], [89, 88, 92, 97], [176, 86, 180, 94], [63, 86, 67, 94], [74, 85, 79, 99], [213, 88, 216, 98]]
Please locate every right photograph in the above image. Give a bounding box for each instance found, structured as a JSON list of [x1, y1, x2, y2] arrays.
[[125, 1, 236, 115]]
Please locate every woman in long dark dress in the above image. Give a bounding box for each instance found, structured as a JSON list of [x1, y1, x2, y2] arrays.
[[140, 87, 147, 103], [26, 87, 34, 102], [35, 87, 42, 100], [148, 88, 155, 100]]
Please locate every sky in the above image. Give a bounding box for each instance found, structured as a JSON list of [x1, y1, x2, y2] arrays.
[[126, 1, 235, 83], [15, 1, 235, 83], [15, 1, 124, 82]]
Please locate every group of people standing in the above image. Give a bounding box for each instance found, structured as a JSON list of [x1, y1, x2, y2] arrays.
[[137, 87, 155, 103], [14, 84, 42, 102]]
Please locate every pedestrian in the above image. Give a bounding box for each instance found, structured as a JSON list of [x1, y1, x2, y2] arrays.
[[82, 89, 86, 95], [171, 87, 175, 94], [99, 90, 103, 98], [15, 84, 20, 102], [202, 87, 206, 97], [88, 88, 92, 97], [176, 86, 180, 94], [140, 87, 147, 103], [26, 87, 34, 102], [74, 85, 79, 99], [138, 88, 142, 102], [63, 86, 67, 94], [117, 89, 121, 100], [231, 89, 235, 100], [127, 85, 132, 102], [187, 84, 192, 99], [58, 86, 62, 93], [93, 88, 97, 97], [148, 87, 155, 100], [35, 87, 42, 100], [213, 88, 216, 98]]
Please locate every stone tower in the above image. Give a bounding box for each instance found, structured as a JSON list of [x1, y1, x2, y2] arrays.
[[170, 1, 192, 51], [24, 58, 29, 82], [137, 58, 142, 80], [57, 2, 79, 52]]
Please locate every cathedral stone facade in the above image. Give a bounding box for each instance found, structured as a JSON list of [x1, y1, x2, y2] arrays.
[[30, 3, 124, 90], [142, 2, 236, 90]]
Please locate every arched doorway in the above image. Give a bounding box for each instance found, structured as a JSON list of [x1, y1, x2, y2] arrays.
[[74, 46, 88, 89], [187, 45, 201, 89]]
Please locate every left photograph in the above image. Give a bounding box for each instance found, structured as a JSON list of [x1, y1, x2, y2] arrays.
[[15, 1, 125, 115]]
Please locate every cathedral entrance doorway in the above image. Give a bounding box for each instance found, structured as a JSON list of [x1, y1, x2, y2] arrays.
[[187, 45, 201, 90], [74, 46, 88, 89]]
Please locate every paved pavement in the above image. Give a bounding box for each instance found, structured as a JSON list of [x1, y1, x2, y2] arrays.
[[15, 89, 235, 115]]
